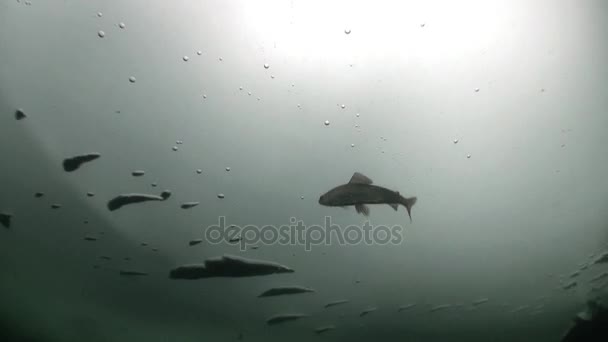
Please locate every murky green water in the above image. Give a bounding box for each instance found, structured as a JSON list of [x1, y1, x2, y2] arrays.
[[1, 0, 608, 341]]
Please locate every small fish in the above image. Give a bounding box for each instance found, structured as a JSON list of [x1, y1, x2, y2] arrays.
[[0, 212, 12, 229], [62, 153, 101, 172], [359, 307, 377, 317], [258, 286, 315, 298], [314, 325, 335, 335], [319, 172, 417, 222], [266, 313, 309, 326], [324, 300, 349, 309]]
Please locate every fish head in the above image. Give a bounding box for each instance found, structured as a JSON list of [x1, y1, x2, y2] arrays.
[[318, 187, 343, 206]]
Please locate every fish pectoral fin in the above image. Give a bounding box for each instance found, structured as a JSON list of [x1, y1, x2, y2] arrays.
[[349, 172, 373, 185], [355, 204, 370, 216], [389, 203, 399, 211]]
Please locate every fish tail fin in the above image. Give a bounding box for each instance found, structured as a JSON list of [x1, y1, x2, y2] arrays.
[[401, 196, 417, 223]]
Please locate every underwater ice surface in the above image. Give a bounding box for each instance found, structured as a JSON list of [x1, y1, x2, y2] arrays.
[[1, 0, 608, 341]]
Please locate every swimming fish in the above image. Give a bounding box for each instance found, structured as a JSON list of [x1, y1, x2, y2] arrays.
[[319, 172, 417, 221]]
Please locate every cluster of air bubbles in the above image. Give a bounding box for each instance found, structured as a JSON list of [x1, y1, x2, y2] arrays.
[[420, 23, 426, 28], [176, 140, 183, 145], [98, 30, 105, 38], [128, 76, 136, 83], [183, 56, 189, 62], [264, 63, 270, 69]]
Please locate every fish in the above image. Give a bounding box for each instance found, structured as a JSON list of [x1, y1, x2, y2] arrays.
[[319, 172, 417, 222], [324, 300, 349, 309], [107, 190, 171, 211], [0, 212, 12, 229], [169, 255, 294, 279], [359, 307, 377, 317], [62, 152, 101, 172], [15, 108, 27, 120], [258, 286, 315, 298], [314, 325, 335, 334], [398, 303, 416, 312], [266, 313, 309, 326], [180, 202, 200, 209]]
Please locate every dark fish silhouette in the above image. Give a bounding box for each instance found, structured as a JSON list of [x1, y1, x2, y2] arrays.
[[314, 325, 335, 335], [107, 190, 171, 211], [15, 108, 27, 120], [319, 172, 417, 221], [266, 313, 309, 326], [258, 286, 315, 298], [169, 255, 294, 279], [0, 213, 12, 229], [62, 153, 101, 172]]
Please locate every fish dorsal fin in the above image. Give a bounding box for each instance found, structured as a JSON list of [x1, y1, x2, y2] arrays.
[[349, 172, 373, 185]]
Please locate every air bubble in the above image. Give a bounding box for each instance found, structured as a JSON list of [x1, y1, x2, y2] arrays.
[[98, 30, 105, 38], [467, 154, 471, 159], [97, 12, 103, 18], [217, 193, 225, 199], [356, 113, 360, 117], [183, 56, 189, 62], [474, 88, 480, 92], [351, 144, 355, 147], [239, 86, 243, 91], [341, 104, 346, 109], [197, 50, 202, 55], [203, 94, 207, 99], [225, 167, 231, 172], [345, 28, 351, 34], [453, 139, 459, 144], [196, 169, 202, 174], [219, 57, 223, 61], [324, 120, 330, 126], [264, 63, 270, 69], [119, 22, 126, 29], [128, 76, 136, 83], [172, 146, 178, 151]]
